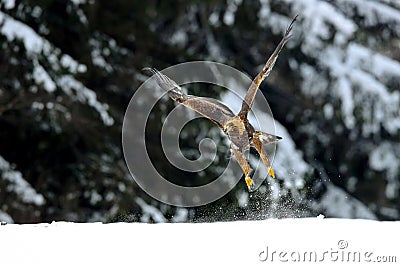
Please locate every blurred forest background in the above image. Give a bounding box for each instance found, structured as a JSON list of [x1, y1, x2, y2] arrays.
[[0, 0, 399, 223]]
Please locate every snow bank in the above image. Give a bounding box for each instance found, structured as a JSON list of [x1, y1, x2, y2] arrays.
[[0, 218, 398, 267]]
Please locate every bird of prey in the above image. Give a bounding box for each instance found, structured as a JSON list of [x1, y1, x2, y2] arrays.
[[144, 16, 297, 191]]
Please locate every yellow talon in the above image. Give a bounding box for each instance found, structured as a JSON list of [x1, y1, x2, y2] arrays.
[[245, 176, 254, 190], [268, 167, 275, 178]]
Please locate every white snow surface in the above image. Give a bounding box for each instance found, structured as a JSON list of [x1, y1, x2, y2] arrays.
[[0, 218, 398, 267]]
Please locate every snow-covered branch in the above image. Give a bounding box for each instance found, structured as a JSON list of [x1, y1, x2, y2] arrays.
[[0, 155, 45, 207]]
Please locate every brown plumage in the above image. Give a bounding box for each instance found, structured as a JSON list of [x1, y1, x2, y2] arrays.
[[144, 15, 297, 191]]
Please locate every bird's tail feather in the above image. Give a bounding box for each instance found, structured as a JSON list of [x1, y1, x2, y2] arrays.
[[255, 130, 282, 145]]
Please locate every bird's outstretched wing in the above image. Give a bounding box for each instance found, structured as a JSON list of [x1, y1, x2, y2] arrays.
[[238, 15, 298, 119], [144, 68, 235, 128], [182, 96, 236, 128]]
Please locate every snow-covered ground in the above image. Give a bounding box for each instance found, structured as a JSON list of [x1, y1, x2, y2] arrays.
[[1, 218, 398, 267]]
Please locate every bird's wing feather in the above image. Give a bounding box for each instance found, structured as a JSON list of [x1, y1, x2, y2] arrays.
[[144, 68, 235, 128], [238, 15, 298, 119], [181, 96, 235, 127]]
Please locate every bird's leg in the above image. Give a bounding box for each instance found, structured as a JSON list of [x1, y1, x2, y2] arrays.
[[231, 146, 254, 191], [252, 133, 275, 178]]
